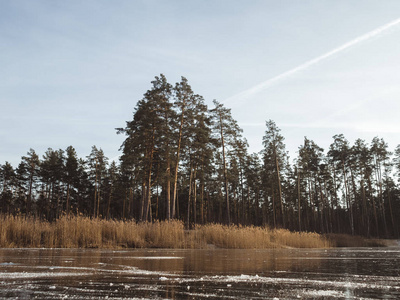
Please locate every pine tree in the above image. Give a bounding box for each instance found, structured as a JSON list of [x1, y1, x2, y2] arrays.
[[297, 137, 325, 232], [262, 120, 287, 228], [328, 134, 354, 235], [0, 162, 15, 213], [244, 153, 262, 226], [371, 137, 392, 237], [350, 139, 373, 236], [65, 146, 79, 217], [210, 100, 243, 225], [118, 75, 173, 221], [87, 146, 108, 218], [21, 149, 40, 215], [171, 77, 199, 220], [40, 148, 65, 219]]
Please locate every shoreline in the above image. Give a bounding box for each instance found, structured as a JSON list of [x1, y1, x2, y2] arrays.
[[324, 233, 399, 248]]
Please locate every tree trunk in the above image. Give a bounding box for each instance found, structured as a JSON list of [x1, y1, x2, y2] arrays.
[[275, 151, 285, 227], [66, 183, 70, 217], [200, 182, 205, 224], [107, 183, 113, 219], [97, 174, 101, 218], [93, 160, 98, 218], [166, 159, 171, 221], [27, 172, 33, 214], [375, 159, 388, 237], [172, 107, 185, 219], [144, 157, 153, 222], [361, 179, 370, 237], [193, 172, 197, 227], [367, 177, 379, 237], [140, 180, 145, 221], [342, 161, 354, 235], [187, 167, 194, 229], [271, 184, 276, 228], [387, 189, 397, 237], [297, 168, 301, 231], [220, 115, 230, 225]]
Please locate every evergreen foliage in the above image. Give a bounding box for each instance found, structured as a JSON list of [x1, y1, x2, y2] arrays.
[[1, 74, 399, 238]]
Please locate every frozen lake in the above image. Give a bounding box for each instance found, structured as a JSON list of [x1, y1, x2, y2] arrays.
[[0, 247, 399, 299]]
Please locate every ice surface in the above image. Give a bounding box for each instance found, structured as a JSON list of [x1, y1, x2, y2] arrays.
[[0, 248, 399, 299]]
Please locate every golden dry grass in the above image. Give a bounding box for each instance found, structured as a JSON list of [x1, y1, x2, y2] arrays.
[[0, 215, 331, 249], [0, 215, 187, 249], [272, 229, 332, 248], [191, 224, 331, 249], [194, 224, 273, 248]]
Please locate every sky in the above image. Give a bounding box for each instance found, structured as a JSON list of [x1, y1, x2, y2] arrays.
[[1, 0, 400, 167]]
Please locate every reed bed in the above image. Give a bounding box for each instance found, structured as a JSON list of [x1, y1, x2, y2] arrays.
[[191, 224, 331, 249], [193, 224, 274, 248], [0, 215, 331, 249], [271, 229, 332, 248]]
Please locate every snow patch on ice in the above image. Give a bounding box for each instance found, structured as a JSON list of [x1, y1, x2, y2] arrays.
[[113, 265, 174, 277], [31, 264, 174, 277], [301, 289, 345, 298], [0, 272, 92, 279], [0, 262, 17, 266], [175, 273, 400, 291]]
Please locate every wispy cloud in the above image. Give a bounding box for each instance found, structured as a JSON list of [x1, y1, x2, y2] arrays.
[[239, 122, 352, 130], [355, 123, 400, 134], [240, 121, 400, 135], [224, 17, 400, 105]]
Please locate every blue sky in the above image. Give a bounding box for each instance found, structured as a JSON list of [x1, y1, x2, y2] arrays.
[[1, 0, 400, 166]]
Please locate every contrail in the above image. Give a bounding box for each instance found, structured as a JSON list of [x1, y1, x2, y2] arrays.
[[224, 17, 400, 104]]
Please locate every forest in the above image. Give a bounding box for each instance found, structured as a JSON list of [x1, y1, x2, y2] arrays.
[[1, 74, 399, 239]]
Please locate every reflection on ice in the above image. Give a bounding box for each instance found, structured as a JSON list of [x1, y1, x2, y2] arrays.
[[0, 248, 399, 299]]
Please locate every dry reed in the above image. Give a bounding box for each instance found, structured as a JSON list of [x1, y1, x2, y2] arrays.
[[191, 224, 331, 249], [0, 215, 331, 249]]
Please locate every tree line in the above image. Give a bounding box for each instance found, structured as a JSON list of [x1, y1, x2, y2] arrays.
[[1, 74, 399, 238]]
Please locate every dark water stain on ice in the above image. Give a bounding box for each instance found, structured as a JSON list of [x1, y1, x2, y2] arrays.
[[0, 247, 399, 299]]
